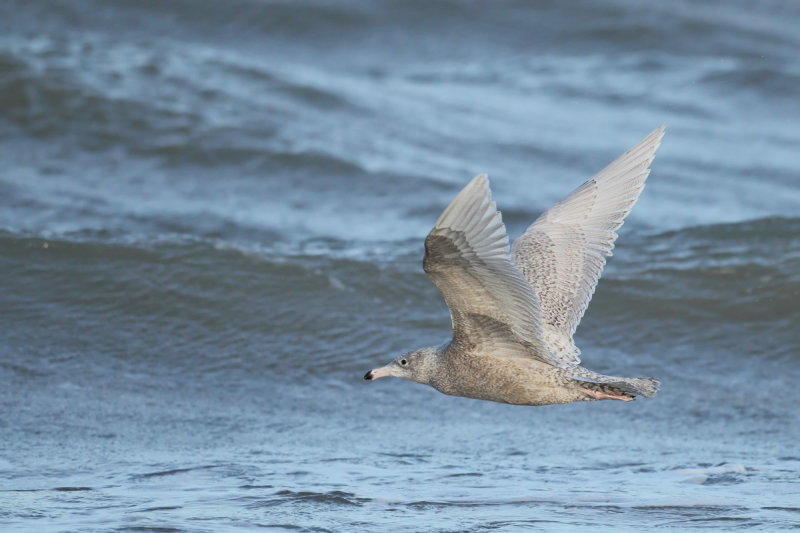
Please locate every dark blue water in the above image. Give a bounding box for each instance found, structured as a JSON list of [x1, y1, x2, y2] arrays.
[[1, 1, 799, 531]]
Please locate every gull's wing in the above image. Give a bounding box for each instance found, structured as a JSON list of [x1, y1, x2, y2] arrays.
[[511, 126, 665, 367], [424, 174, 553, 364]]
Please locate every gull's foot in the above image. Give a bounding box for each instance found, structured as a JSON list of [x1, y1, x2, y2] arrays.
[[579, 387, 635, 402]]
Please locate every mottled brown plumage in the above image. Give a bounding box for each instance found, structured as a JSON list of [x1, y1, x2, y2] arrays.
[[365, 127, 664, 405]]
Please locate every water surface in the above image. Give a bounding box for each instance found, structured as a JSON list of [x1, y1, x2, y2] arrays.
[[1, 1, 799, 531]]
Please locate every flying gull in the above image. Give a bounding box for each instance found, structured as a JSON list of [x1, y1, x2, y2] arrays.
[[364, 127, 664, 405]]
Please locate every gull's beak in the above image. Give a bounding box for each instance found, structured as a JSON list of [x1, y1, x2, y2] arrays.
[[364, 363, 394, 381]]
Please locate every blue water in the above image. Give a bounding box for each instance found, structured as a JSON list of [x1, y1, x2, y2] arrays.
[[1, 1, 799, 531]]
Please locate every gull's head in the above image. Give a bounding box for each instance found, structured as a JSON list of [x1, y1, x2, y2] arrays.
[[363, 346, 440, 384]]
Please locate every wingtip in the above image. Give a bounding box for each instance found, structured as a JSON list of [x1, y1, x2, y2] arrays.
[[471, 173, 489, 188], [460, 173, 490, 196], [648, 125, 666, 146], [434, 173, 494, 229]]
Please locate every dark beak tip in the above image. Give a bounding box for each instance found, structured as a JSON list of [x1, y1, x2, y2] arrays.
[[364, 371, 373, 381]]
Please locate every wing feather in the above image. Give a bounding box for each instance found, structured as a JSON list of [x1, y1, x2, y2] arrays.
[[424, 174, 553, 364], [511, 126, 665, 367]]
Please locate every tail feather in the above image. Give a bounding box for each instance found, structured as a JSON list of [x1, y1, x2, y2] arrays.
[[570, 370, 660, 398], [618, 377, 660, 398]]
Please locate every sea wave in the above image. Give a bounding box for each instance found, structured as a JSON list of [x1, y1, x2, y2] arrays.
[[2, 216, 797, 379], [2, 2, 799, 530]]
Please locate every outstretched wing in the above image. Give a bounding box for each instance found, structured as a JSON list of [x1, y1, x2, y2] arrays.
[[511, 126, 665, 367], [424, 174, 553, 364]]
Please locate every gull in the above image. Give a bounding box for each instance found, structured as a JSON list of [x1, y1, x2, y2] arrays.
[[364, 127, 664, 405]]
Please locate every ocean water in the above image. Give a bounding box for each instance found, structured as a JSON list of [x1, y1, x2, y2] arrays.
[[1, 0, 799, 531]]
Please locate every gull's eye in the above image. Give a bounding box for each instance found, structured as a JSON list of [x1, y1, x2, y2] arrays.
[[400, 358, 408, 366]]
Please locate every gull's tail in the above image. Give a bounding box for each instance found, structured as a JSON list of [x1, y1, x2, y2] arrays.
[[618, 377, 660, 398], [570, 369, 660, 399]]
